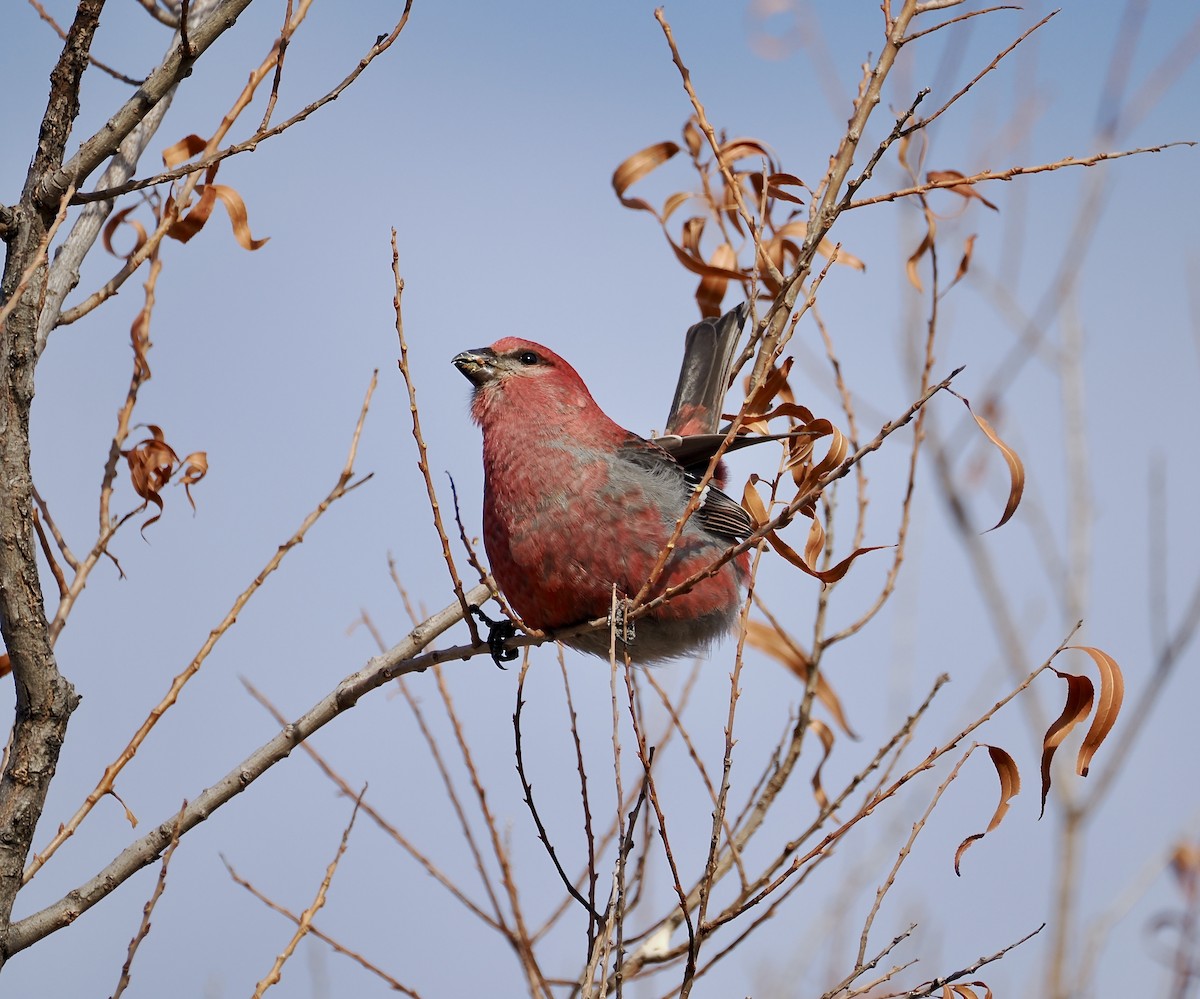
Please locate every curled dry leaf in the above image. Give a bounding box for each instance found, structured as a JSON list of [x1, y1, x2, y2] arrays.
[[696, 242, 737, 317], [1065, 645, 1125, 777], [742, 356, 798, 427], [162, 133, 208, 169], [614, 122, 863, 316], [1038, 647, 1126, 816], [1040, 667, 1093, 817], [108, 787, 138, 828], [788, 417, 846, 494], [101, 205, 148, 260], [755, 509, 886, 586], [941, 984, 994, 999], [180, 452, 209, 510], [954, 745, 1021, 876], [742, 617, 856, 738], [954, 391, 1025, 531], [808, 718, 835, 809], [748, 172, 807, 207], [927, 169, 1000, 212], [816, 236, 865, 271], [906, 226, 935, 293], [611, 140, 681, 215], [167, 183, 269, 250], [717, 137, 779, 173], [738, 399, 882, 586], [122, 426, 207, 533], [952, 233, 977, 286], [161, 134, 268, 250]]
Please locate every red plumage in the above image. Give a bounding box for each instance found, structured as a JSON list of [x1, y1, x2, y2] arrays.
[[454, 306, 754, 663]]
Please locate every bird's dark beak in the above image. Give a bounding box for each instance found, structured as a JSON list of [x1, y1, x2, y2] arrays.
[[453, 348, 497, 386]]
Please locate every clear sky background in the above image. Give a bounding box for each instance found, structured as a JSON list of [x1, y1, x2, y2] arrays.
[[1, 2, 1198, 996]]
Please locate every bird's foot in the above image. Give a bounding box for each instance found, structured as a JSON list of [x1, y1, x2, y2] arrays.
[[470, 604, 519, 668], [612, 599, 635, 647]]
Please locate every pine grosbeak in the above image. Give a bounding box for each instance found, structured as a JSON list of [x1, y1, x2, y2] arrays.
[[454, 304, 756, 663]]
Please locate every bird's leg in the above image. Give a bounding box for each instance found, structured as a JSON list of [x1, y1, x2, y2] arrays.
[[612, 597, 636, 647], [469, 604, 519, 668]]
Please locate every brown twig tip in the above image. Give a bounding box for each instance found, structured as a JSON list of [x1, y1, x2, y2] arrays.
[[252, 788, 367, 996]]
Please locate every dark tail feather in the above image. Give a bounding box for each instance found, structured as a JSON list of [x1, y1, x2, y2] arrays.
[[665, 302, 749, 436], [652, 429, 815, 471]]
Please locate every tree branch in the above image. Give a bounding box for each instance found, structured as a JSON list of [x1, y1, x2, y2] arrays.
[[1, 582, 491, 957]]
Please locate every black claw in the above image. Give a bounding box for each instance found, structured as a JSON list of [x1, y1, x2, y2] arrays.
[[470, 604, 519, 668], [613, 600, 635, 645]]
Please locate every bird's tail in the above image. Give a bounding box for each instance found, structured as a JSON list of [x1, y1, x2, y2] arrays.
[[664, 302, 749, 437]]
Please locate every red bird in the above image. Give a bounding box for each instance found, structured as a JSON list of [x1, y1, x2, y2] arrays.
[[454, 305, 756, 663]]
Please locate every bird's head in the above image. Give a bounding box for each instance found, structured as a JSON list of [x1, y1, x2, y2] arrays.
[[453, 338, 601, 430]]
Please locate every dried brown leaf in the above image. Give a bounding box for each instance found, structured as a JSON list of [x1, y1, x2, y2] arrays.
[[906, 229, 934, 292], [741, 402, 816, 429], [0, 653, 10, 679], [696, 242, 737, 318], [161, 133, 207, 169], [788, 417, 848, 493], [681, 216, 705, 254], [662, 190, 696, 223], [955, 393, 1025, 531], [743, 357, 797, 428], [927, 169, 1000, 211], [808, 719, 835, 808], [682, 118, 703, 158], [108, 787, 138, 828], [955, 745, 1021, 875], [717, 137, 777, 170], [102, 206, 148, 260], [944, 985, 993, 999], [208, 185, 269, 251], [814, 233, 865, 270], [1065, 645, 1125, 777], [953, 233, 977, 285], [166, 182, 268, 250], [121, 427, 206, 533], [764, 524, 887, 585], [1040, 668, 1094, 817], [766, 171, 806, 205], [166, 184, 218, 243], [612, 140, 681, 214], [743, 617, 856, 738], [180, 451, 209, 511], [741, 477, 770, 528]]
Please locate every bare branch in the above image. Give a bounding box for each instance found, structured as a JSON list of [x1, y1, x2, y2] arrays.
[[847, 142, 1195, 210], [23, 375, 378, 883]]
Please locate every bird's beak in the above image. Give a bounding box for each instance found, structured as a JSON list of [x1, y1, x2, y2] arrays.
[[453, 348, 497, 386]]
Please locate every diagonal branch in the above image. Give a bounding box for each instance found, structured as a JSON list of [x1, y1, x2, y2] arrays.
[[2, 580, 492, 957]]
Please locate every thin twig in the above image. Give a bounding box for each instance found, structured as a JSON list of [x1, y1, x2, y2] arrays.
[[74, 3, 414, 205], [225, 856, 421, 996], [847, 142, 1194, 210], [241, 674, 503, 931], [24, 375, 378, 883], [901, 10, 1058, 134], [513, 661, 604, 933], [392, 233, 480, 645], [110, 801, 188, 999], [5, 579, 494, 955], [251, 788, 366, 996], [26, 0, 145, 85], [897, 923, 1045, 998]]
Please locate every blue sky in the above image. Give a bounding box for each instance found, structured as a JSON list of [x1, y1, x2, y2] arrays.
[[2, 2, 1198, 996]]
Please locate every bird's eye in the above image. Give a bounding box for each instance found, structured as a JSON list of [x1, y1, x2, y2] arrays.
[[517, 350, 541, 366]]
